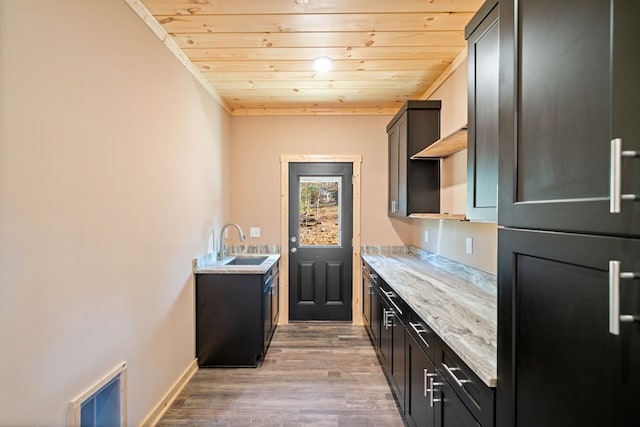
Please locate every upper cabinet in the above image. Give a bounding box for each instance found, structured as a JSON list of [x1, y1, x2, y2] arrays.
[[466, 0, 500, 222], [498, 0, 640, 236], [387, 101, 442, 218]]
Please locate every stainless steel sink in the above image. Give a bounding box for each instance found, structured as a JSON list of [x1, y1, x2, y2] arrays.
[[223, 256, 268, 266]]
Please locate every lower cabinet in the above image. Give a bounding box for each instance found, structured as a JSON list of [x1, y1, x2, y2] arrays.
[[363, 260, 495, 427], [195, 263, 279, 367], [406, 333, 438, 427]]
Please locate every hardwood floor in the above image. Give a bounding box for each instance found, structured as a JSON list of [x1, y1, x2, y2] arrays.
[[157, 324, 405, 426]]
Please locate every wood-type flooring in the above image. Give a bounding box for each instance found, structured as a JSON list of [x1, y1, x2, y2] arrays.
[[157, 323, 405, 426]]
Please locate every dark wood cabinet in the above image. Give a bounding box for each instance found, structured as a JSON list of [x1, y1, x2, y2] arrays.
[[406, 332, 438, 427], [363, 260, 494, 427], [498, 229, 640, 427], [195, 263, 279, 367], [497, 1, 640, 426], [387, 101, 441, 217], [437, 378, 481, 427], [498, 0, 640, 236], [466, 0, 499, 222]]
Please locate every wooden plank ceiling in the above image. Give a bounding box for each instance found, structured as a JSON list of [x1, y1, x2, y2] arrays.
[[138, 0, 484, 115]]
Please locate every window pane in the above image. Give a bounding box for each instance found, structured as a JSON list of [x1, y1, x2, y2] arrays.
[[299, 176, 341, 246]]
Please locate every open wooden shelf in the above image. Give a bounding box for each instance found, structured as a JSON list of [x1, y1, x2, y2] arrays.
[[411, 125, 468, 159], [408, 213, 467, 220]]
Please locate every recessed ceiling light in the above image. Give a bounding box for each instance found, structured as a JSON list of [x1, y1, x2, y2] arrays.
[[295, 0, 309, 4], [313, 56, 333, 73]]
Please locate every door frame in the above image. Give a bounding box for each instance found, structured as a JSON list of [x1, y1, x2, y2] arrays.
[[280, 154, 362, 325]]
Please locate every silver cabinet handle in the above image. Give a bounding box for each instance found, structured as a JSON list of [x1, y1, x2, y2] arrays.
[[441, 363, 471, 388], [384, 309, 395, 329], [423, 368, 428, 398], [382, 290, 403, 315], [608, 260, 639, 335], [409, 322, 430, 348], [610, 138, 638, 213]]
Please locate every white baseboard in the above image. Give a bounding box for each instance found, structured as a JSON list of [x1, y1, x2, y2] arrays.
[[138, 359, 198, 427]]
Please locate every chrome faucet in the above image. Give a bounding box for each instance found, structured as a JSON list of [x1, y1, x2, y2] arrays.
[[217, 223, 246, 261]]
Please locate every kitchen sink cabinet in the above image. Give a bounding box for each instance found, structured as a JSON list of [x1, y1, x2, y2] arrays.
[[466, 0, 499, 222], [387, 101, 441, 217], [195, 262, 279, 367]]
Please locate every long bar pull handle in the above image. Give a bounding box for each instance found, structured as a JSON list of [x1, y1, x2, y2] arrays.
[[409, 322, 430, 348], [425, 372, 438, 407], [423, 369, 428, 398], [609, 260, 639, 335], [610, 138, 639, 213], [441, 363, 471, 388]]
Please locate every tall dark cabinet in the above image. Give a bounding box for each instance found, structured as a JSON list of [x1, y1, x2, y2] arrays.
[[466, 0, 499, 222], [497, 1, 640, 426]]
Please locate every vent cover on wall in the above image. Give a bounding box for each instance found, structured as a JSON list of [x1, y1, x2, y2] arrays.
[[68, 362, 127, 427]]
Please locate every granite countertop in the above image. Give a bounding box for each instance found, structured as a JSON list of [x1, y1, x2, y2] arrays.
[[362, 247, 497, 387], [193, 245, 280, 274]]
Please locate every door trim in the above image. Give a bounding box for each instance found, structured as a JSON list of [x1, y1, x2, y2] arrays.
[[280, 154, 362, 325]]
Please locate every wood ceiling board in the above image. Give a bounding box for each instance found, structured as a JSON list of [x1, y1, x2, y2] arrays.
[[196, 60, 450, 73], [230, 107, 399, 116], [185, 46, 463, 61], [172, 31, 466, 49], [157, 13, 475, 34], [132, 0, 482, 115], [144, 0, 485, 15], [201, 70, 443, 81], [211, 79, 428, 90]]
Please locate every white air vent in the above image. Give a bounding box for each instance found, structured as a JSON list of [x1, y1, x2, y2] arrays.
[[69, 362, 127, 427]]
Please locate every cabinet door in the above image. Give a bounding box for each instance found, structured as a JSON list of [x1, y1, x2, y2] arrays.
[[370, 281, 382, 349], [466, 1, 499, 222], [362, 264, 373, 334], [391, 311, 406, 413], [388, 117, 404, 216], [406, 333, 437, 427], [497, 228, 640, 427], [271, 270, 279, 331], [499, 0, 640, 236], [436, 379, 481, 427]]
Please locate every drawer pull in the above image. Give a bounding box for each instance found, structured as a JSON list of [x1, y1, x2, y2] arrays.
[[409, 322, 430, 348], [382, 290, 403, 315], [442, 362, 471, 388]]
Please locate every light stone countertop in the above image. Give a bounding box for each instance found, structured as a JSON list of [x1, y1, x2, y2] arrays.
[[193, 246, 280, 274], [362, 247, 497, 387]]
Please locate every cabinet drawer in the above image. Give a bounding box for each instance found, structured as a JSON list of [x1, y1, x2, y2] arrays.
[[436, 340, 495, 427], [378, 281, 407, 325], [406, 307, 436, 362]]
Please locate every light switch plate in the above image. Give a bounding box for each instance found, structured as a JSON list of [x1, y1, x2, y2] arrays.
[[465, 237, 473, 255], [250, 227, 261, 238], [424, 230, 429, 243]]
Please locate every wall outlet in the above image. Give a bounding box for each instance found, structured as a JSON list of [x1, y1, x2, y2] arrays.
[[424, 230, 429, 243], [465, 237, 473, 255], [250, 227, 261, 238]]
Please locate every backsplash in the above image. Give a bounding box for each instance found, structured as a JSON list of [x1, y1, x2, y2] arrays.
[[226, 245, 280, 255]]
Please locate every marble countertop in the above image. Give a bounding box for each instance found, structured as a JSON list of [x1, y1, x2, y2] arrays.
[[362, 248, 497, 387], [193, 250, 280, 275]]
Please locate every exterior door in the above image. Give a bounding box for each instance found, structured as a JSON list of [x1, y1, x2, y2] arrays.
[[288, 162, 353, 321]]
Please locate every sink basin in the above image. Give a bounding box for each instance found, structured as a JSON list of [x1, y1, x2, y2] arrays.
[[223, 256, 268, 266]]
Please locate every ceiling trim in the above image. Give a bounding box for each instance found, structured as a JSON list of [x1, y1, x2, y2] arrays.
[[123, 0, 232, 114], [420, 46, 468, 101]]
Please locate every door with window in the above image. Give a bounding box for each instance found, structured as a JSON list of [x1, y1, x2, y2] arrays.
[[288, 162, 353, 321]]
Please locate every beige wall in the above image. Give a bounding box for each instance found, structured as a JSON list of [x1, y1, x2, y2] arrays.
[[409, 61, 498, 274], [0, 1, 230, 425], [230, 61, 496, 274], [230, 115, 412, 246]]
